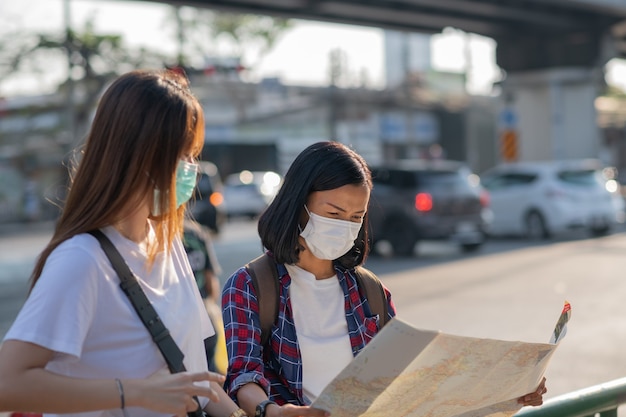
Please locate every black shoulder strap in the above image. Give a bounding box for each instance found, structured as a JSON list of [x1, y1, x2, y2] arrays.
[[88, 230, 186, 373], [89, 230, 204, 417], [88, 229, 204, 417], [355, 266, 389, 327], [245, 253, 279, 346]]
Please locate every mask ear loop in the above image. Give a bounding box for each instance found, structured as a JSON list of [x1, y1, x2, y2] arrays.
[[298, 205, 312, 234], [144, 171, 161, 218]]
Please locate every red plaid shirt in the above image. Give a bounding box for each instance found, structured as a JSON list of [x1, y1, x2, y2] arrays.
[[222, 253, 396, 405]]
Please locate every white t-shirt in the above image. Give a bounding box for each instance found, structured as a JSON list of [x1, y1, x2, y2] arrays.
[[4, 226, 214, 417], [286, 264, 353, 402]]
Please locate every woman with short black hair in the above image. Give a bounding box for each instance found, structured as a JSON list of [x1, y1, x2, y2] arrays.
[[222, 141, 548, 417], [258, 141, 372, 269]]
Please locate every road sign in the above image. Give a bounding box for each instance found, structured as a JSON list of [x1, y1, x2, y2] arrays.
[[499, 108, 517, 129], [500, 129, 518, 161]]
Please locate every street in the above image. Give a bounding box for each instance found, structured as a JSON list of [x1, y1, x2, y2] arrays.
[[1, 220, 626, 407]]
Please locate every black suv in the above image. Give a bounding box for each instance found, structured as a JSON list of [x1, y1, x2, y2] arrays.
[[368, 160, 491, 256]]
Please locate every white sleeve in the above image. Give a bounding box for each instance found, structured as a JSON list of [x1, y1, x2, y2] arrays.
[[4, 241, 99, 359]]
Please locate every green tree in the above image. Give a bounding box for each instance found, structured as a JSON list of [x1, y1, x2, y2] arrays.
[[47, 18, 166, 140], [0, 5, 293, 131], [0, 17, 166, 142], [210, 12, 293, 65], [0, 27, 63, 94], [168, 6, 292, 122], [171, 6, 292, 71]]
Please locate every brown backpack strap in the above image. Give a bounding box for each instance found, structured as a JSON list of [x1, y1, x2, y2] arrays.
[[355, 266, 389, 327], [245, 253, 279, 346]]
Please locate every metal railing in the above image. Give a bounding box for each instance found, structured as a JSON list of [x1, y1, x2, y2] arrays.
[[516, 377, 626, 417]]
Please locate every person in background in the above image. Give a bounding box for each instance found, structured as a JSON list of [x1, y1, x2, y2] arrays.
[[183, 217, 228, 374], [221, 141, 547, 417], [184, 218, 222, 300], [0, 69, 247, 417]]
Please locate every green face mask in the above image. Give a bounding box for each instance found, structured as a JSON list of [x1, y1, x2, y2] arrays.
[[152, 160, 199, 215], [175, 159, 199, 207]]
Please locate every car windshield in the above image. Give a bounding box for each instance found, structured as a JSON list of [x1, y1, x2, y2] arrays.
[[557, 169, 602, 187], [481, 173, 538, 190], [418, 171, 473, 191], [419, 171, 462, 185]]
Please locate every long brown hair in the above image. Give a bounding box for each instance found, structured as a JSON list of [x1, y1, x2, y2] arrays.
[[30, 69, 205, 290]]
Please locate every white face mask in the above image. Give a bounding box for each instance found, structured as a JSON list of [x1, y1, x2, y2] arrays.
[[299, 205, 363, 260]]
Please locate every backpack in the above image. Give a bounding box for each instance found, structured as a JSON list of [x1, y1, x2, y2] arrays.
[[245, 253, 389, 346]]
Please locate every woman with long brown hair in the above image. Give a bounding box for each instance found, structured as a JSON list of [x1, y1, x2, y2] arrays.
[[0, 70, 246, 417]]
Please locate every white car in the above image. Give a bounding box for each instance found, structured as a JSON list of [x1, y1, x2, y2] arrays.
[[480, 159, 625, 239], [223, 170, 282, 219]]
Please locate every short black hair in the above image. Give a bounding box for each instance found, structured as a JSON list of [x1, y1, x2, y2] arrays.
[[258, 141, 372, 269]]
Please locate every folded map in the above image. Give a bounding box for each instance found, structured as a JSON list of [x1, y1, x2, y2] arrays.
[[311, 301, 571, 417]]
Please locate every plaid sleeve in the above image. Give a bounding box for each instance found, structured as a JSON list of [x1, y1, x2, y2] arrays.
[[221, 266, 271, 400]]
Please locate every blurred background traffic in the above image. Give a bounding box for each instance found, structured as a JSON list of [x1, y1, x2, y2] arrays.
[[4, 0, 626, 248]]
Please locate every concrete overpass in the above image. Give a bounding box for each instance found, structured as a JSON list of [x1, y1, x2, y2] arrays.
[[147, 0, 626, 163], [154, 0, 626, 72]]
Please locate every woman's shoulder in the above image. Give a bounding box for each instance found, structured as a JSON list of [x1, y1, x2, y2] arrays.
[[43, 233, 108, 278], [339, 264, 377, 278], [224, 264, 253, 287], [354, 265, 381, 279], [48, 229, 139, 277], [52, 232, 103, 261], [35, 233, 107, 294], [344, 265, 392, 300]]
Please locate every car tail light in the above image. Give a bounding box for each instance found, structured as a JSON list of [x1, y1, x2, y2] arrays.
[[480, 189, 490, 207], [415, 193, 433, 212], [209, 192, 224, 206]]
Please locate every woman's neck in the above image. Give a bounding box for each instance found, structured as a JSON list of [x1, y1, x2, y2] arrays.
[[114, 220, 149, 243], [296, 247, 335, 280], [113, 206, 150, 243]]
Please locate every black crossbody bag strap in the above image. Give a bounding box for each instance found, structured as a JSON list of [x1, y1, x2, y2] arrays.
[[88, 229, 205, 417]]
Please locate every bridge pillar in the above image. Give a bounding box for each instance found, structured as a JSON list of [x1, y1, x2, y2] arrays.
[[499, 67, 606, 162]]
